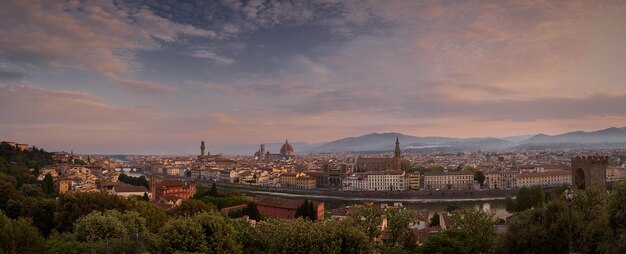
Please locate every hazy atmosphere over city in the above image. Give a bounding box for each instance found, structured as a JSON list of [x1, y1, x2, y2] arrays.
[[2, 0, 626, 154]]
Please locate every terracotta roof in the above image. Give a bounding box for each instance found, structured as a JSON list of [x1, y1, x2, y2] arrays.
[[113, 183, 148, 193]]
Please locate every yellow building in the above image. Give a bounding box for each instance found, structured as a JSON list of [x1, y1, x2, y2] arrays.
[[423, 172, 474, 190], [58, 180, 71, 194], [406, 173, 421, 190], [606, 167, 626, 181], [279, 172, 298, 187], [517, 170, 571, 187], [295, 176, 316, 189]]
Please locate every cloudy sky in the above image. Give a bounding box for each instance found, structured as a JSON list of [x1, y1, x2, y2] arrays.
[[1, 0, 626, 154]]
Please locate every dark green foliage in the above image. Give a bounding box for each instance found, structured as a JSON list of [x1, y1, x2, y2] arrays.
[[159, 212, 241, 254], [259, 219, 373, 254], [53, 192, 129, 233], [496, 200, 570, 254], [243, 202, 261, 221], [0, 211, 46, 254], [295, 199, 317, 221], [42, 173, 56, 195], [118, 173, 150, 189], [169, 199, 216, 218], [474, 171, 486, 187], [417, 231, 471, 254], [194, 185, 250, 209], [349, 205, 385, 240], [126, 199, 169, 233], [449, 209, 497, 253], [209, 182, 218, 196], [0, 142, 53, 187], [386, 209, 415, 247], [505, 185, 545, 212], [230, 219, 268, 253], [430, 212, 440, 227], [73, 159, 86, 165]]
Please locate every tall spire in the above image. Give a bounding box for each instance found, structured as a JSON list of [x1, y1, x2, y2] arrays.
[[394, 137, 401, 158]]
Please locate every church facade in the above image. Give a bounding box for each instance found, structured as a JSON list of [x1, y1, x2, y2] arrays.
[[354, 138, 404, 172]]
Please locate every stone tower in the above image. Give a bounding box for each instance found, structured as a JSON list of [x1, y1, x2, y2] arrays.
[[200, 141, 205, 156], [571, 156, 608, 191]]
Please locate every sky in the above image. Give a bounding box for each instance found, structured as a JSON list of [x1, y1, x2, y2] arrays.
[[1, 0, 626, 154]]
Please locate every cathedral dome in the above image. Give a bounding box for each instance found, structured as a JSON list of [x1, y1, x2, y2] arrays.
[[280, 139, 294, 156]]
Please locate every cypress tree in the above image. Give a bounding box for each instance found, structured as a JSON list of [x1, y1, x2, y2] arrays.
[[42, 173, 56, 195], [209, 182, 218, 196]]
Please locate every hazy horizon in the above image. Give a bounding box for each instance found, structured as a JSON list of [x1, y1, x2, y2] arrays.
[[2, 0, 626, 154]]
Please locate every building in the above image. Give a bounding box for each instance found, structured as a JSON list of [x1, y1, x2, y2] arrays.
[[516, 170, 571, 187], [295, 176, 316, 189], [112, 183, 150, 198], [406, 173, 421, 190], [150, 176, 196, 201], [342, 174, 368, 191], [366, 171, 405, 191], [307, 166, 349, 189], [219, 170, 239, 183], [279, 172, 316, 189], [607, 167, 626, 181], [423, 172, 474, 190], [354, 138, 404, 172], [254, 140, 295, 161], [486, 171, 517, 189], [254, 197, 324, 219], [197, 141, 238, 166], [58, 180, 71, 194]]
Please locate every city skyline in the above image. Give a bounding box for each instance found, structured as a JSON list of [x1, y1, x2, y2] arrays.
[[2, 0, 626, 154]]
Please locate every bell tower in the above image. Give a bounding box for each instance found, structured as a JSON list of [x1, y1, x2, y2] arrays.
[[200, 141, 205, 156], [394, 137, 401, 158]]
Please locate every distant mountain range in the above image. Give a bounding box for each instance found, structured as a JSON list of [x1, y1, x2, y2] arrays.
[[209, 126, 626, 154], [301, 126, 626, 153]]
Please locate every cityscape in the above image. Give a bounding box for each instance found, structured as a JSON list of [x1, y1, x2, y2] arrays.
[[2, 0, 626, 254]]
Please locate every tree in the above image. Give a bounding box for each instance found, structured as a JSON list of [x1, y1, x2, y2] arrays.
[[495, 200, 570, 254], [209, 182, 218, 196], [230, 218, 269, 254], [474, 171, 486, 188], [417, 230, 471, 254], [606, 181, 626, 253], [127, 200, 169, 233], [505, 185, 545, 213], [349, 206, 385, 240], [0, 211, 46, 254], [193, 212, 242, 254], [430, 213, 440, 227], [42, 173, 56, 195], [260, 218, 373, 254], [243, 202, 261, 221], [449, 208, 497, 253], [296, 199, 316, 220], [158, 216, 207, 253], [169, 199, 216, 218], [386, 209, 415, 247], [53, 192, 129, 233], [73, 211, 127, 243]]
